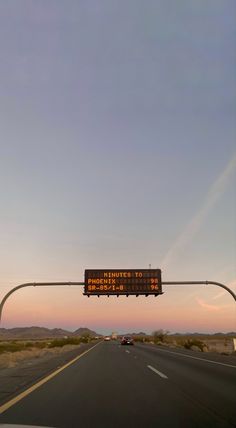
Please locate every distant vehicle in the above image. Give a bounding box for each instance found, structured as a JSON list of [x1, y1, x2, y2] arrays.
[[111, 332, 118, 340], [121, 336, 134, 345], [104, 336, 111, 341]]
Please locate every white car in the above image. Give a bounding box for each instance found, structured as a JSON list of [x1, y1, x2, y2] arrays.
[[104, 336, 111, 341]]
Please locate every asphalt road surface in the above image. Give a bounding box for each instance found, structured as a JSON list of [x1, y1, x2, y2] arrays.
[[0, 341, 235, 428]]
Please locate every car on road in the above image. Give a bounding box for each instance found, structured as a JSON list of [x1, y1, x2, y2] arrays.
[[104, 336, 111, 341], [121, 336, 134, 345]]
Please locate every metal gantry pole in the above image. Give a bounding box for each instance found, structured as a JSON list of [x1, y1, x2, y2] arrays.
[[162, 281, 236, 302], [0, 279, 235, 325], [0, 282, 84, 324]]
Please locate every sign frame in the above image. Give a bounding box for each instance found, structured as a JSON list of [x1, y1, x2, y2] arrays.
[[84, 269, 162, 296]]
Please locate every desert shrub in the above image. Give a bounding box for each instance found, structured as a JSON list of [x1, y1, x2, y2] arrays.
[[0, 341, 26, 354], [80, 333, 91, 343], [0, 336, 92, 353], [25, 342, 34, 348], [0, 340, 52, 353], [133, 336, 146, 343], [183, 339, 205, 352], [31, 341, 48, 349], [48, 337, 83, 348], [152, 330, 169, 344]]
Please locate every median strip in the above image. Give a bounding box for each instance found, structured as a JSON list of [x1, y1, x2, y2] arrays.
[[147, 365, 168, 379], [0, 341, 101, 415]]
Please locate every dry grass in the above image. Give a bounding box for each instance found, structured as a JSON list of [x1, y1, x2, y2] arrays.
[[0, 336, 95, 369], [133, 333, 235, 354]]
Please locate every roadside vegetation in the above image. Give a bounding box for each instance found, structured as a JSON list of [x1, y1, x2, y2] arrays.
[[180, 338, 206, 352], [48, 334, 91, 348], [0, 332, 234, 355], [0, 334, 95, 354], [131, 331, 235, 354]]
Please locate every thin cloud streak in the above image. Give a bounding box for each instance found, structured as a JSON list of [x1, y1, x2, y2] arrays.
[[161, 154, 236, 269], [228, 279, 236, 290], [212, 279, 236, 301], [196, 298, 232, 312], [212, 290, 227, 300]]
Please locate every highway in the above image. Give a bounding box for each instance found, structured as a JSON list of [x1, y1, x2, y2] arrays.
[[0, 340, 235, 427]]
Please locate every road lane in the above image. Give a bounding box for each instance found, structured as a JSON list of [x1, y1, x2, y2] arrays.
[[135, 343, 236, 368], [0, 342, 102, 415], [130, 343, 236, 426], [0, 341, 235, 428], [0, 341, 102, 406]]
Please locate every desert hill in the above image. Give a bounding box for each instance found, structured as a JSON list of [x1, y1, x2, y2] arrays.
[[0, 326, 100, 340]]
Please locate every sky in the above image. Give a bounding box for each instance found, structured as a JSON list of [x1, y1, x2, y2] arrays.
[[0, 0, 235, 334]]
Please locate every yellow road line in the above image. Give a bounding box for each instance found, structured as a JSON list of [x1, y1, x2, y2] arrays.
[[0, 341, 101, 414]]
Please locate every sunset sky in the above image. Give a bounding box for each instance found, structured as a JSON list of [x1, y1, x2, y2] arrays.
[[0, 1, 235, 334]]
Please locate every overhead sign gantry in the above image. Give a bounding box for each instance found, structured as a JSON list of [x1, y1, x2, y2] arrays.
[[0, 275, 235, 323], [84, 269, 162, 296]]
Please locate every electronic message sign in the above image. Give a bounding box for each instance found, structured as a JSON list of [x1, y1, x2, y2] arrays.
[[84, 269, 162, 296]]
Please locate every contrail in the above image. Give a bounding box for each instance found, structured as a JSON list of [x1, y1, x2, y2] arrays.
[[161, 153, 236, 270]]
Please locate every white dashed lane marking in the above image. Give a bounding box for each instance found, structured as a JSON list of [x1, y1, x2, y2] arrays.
[[147, 365, 168, 379]]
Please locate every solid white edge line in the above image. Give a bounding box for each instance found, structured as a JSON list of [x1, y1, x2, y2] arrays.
[[147, 365, 168, 379], [146, 346, 236, 369]]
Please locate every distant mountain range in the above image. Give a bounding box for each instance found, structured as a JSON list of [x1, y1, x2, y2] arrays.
[[0, 327, 234, 340], [0, 326, 100, 340], [122, 332, 236, 337], [172, 332, 236, 337], [123, 332, 147, 336]]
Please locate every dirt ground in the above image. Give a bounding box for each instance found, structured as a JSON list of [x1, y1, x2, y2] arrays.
[[0, 343, 82, 369]]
